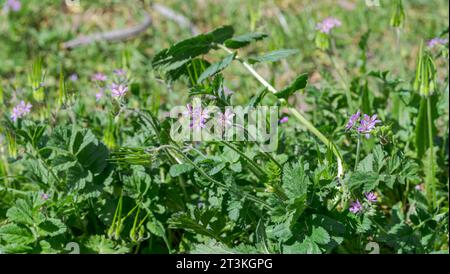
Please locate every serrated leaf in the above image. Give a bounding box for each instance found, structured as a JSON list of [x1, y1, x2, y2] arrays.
[[282, 160, 309, 200], [152, 26, 234, 69], [227, 199, 243, 221], [348, 171, 379, 192], [38, 218, 67, 237], [310, 226, 330, 245], [224, 32, 268, 49], [197, 53, 235, 83], [0, 224, 34, 245], [6, 199, 35, 226], [85, 235, 130, 254], [275, 73, 308, 99]]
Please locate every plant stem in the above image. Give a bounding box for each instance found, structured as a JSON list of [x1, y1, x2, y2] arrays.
[[426, 96, 437, 209], [218, 44, 344, 177], [219, 141, 268, 179], [354, 134, 361, 171]]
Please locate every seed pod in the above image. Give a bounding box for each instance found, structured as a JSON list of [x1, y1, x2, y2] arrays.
[[414, 42, 437, 97], [390, 0, 406, 29], [29, 58, 46, 102]]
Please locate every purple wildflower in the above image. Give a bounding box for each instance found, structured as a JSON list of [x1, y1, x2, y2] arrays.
[[365, 192, 378, 203], [113, 69, 126, 77], [316, 17, 342, 34], [279, 116, 289, 124], [349, 199, 363, 214], [3, 0, 21, 12], [111, 83, 128, 98], [40, 193, 50, 201], [91, 72, 107, 82], [183, 104, 210, 130], [69, 73, 78, 82], [217, 109, 235, 129], [223, 86, 234, 96], [345, 110, 360, 130], [95, 89, 104, 101], [11, 100, 32, 122], [427, 37, 448, 49], [357, 114, 381, 138]]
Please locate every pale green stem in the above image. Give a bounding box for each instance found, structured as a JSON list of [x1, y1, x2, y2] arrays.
[[354, 134, 361, 171], [426, 96, 437, 209]]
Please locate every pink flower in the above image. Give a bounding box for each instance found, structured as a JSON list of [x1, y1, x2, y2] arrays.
[[365, 192, 378, 203], [279, 116, 289, 124], [3, 0, 21, 12], [69, 73, 78, 82], [316, 17, 342, 34], [40, 193, 50, 201], [357, 114, 381, 138], [183, 104, 210, 130], [346, 110, 360, 130], [95, 89, 104, 101], [349, 199, 363, 214], [111, 83, 128, 98], [113, 69, 126, 76], [217, 109, 235, 129], [91, 72, 107, 82], [427, 37, 448, 49], [11, 100, 32, 122]]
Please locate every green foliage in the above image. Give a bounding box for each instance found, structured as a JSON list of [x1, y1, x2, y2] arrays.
[[0, 1, 448, 255]]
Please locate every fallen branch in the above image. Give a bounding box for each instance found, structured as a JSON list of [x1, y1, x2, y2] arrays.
[[61, 12, 152, 49], [152, 3, 200, 35]]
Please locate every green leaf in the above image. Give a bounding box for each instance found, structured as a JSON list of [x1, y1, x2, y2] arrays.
[[209, 25, 235, 44], [146, 220, 166, 238], [0, 224, 34, 245], [310, 226, 330, 245], [169, 163, 194, 177], [248, 49, 299, 64], [247, 87, 269, 108], [275, 73, 308, 99], [197, 53, 235, 83], [38, 218, 67, 237], [152, 26, 234, 69], [6, 199, 35, 226], [283, 237, 321, 254], [348, 171, 379, 192], [84, 235, 130, 254], [123, 166, 152, 199], [224, 32, 268, 49], [227, 199, 243, 221], [282, 160, 309, 200], [74, 129, 109, 174]]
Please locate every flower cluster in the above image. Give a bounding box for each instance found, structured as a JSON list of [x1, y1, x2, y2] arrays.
[[11, 101, 32, 122], [91, 69, 129, 101], [3, 0, 21, 12], [217, 109, 235, 130], [111, 83, 128, 98], [91, 72, 107, 82], [183, 104, 210, 130], [349, 192, 378, 214], [316, 17, 342, 34], [346, 111, 381, 138], [427, 37, 448, 49]]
